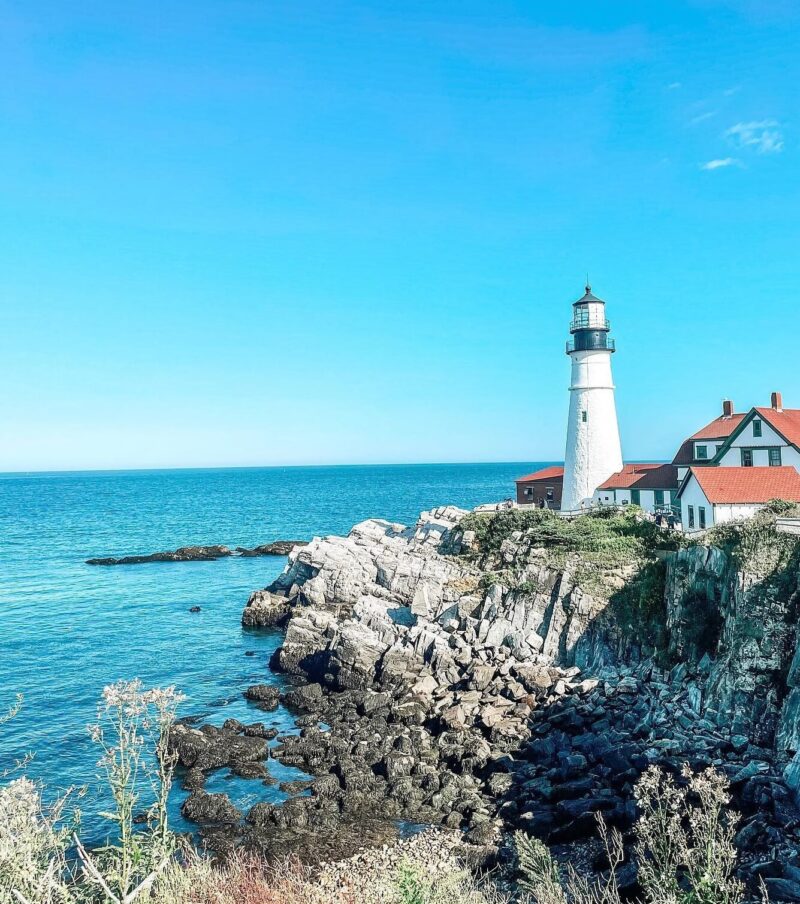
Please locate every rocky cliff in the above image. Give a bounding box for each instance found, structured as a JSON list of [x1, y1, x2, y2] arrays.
[[199, 504, 800, 892]]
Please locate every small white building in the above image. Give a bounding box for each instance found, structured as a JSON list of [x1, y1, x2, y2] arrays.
[[677, 465, 800, 533], [593, 463, 679, 515]]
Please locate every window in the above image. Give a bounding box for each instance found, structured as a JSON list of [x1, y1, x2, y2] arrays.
[[581, 411, 588, 423], [696, 445, 708, 460], [741, 449, 753, 467], [769, 448, 782, 467], [687, 505, 695, 528], [524, 487, 533, 496], [654, 490, 665, 506], [753, 420, 762, 437], [631, 489, 640, 505], [546, 487, 554, 501], [698, 507, 707, 529]]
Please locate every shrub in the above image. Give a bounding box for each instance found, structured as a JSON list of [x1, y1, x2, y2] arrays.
[[1, 681, 184, 904], [515, 765, 744, 904], [0, 778, 72, 904]]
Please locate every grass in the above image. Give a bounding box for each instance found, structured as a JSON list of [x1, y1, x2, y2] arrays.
[[460, 507, 687, 601]]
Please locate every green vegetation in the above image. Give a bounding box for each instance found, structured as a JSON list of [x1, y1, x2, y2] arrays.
[[1, 682, 183, 904], [462, 507, 685, 565], [516, 765, 744, 904], [707, 505, 800, 582], [461, 507, 688, 601]]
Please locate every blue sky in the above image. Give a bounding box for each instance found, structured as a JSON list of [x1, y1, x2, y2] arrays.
[[0, 0, 798, 471]]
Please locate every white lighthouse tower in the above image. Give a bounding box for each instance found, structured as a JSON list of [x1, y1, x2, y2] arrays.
[[561, 285, 623, 512]]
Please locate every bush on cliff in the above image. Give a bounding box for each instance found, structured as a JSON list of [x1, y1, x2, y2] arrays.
[[461, 507, 683, 565], [462, 507, 687, 609], [707, 507, 800, 585]]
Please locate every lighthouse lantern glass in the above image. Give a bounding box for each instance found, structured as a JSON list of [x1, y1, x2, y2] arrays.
[[571, 301, 607, 331]]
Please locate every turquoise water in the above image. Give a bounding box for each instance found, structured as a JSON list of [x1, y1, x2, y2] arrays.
[[0, 462, 545, 841]]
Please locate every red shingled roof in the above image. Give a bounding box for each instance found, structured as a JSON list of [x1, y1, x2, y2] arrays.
[[597, 463, 679, 490], [754, 407, 800, 449], [687, 466, 800, 504], [689, 414, 746, 440], [515, 466, 564, 483], [672, 413, 746, 465]]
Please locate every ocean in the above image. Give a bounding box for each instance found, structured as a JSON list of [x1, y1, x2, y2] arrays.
[[0, 462, 547, 842]]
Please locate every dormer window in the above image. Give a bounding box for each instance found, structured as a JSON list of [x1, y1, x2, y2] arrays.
[[753, 419, 762, 438], [695, 445, 708, 460]]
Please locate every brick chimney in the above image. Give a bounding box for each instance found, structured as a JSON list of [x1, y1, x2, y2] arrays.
[[771, 391, 783, 412], [722, 399, 734, 417]]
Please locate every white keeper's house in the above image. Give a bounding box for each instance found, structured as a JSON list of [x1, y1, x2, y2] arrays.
[[673, 392, 800, 532]]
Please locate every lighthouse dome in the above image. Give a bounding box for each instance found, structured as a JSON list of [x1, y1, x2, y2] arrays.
[[572, 284, 604, 306]]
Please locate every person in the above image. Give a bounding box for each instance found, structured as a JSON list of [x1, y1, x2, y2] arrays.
[[655, 512, 663, 526], [667, 513, 676, 530]]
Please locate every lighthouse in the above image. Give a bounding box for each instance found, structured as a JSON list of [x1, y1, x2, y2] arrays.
[[561, 285, 623, 512]]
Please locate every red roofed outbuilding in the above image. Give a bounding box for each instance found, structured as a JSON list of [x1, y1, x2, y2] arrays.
[[593, 463, 680, 513], [515, 466, 564, 508]]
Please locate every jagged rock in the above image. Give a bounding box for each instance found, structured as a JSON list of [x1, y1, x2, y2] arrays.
[[244, 684, 281, 709], [284, 683, 325, 710], [181, 791, 242, 825], [242, 590, 291, 628], [170, 724, 268, 770]]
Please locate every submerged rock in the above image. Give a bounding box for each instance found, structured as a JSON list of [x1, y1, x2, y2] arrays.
[[86, 540, 308, 566], [237, 541, 308, 557], [87, 545, 233, 565]]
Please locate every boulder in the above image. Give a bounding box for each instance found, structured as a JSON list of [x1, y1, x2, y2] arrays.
[[181, 791, 242, 825]]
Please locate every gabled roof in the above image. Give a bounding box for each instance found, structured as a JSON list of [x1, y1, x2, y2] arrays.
[[680, 466, 800, 504], [708, 406, 800, 464], [672, 413, 746, 465], [753, 407, 800, 450], [597, 463, 679, 491], [515, 466, 564, 483]]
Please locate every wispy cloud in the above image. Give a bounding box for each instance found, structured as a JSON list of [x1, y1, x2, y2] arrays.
[[725, 120, 784, 154], [723, 86, 741, 97], [700, 157, 742, 171], [691, 111, 717, 125], [667, 81, 682, 90]]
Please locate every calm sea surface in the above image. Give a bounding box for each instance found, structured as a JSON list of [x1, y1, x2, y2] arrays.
[[0, 462, 547, 841]]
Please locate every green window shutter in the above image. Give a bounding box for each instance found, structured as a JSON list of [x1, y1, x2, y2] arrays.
[[654, 490, 664, 505], [631, 489, 640, 505]]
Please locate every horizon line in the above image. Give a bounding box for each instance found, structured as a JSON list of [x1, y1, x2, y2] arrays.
[[0, 458, 672, 478]]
